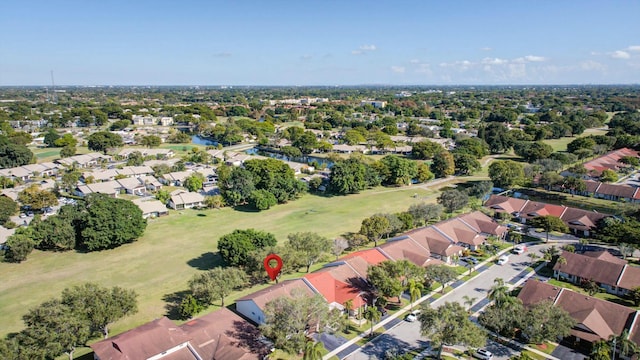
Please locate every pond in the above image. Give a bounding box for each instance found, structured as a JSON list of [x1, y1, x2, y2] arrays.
[[191, 135, 218, 146], [246, 148, 334, 168]]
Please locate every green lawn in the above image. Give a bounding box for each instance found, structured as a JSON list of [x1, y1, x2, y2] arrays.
[[0, 185, 440, 338], [542, 128, 608, 152]]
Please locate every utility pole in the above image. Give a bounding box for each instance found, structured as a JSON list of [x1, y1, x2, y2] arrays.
[[50, 70, 57, 104]]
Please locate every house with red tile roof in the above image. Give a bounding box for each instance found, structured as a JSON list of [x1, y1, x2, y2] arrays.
[[304, 261, 369, 312], [236, 278, 316, 325], [377, 237, 440, 267], [554, 250, 640, 296], [400, 226, 465, 263], [91, 308, 268, 360], [582, 148, 639, 177], [484, 195, 610, 237], [518, 280, 639, 350]]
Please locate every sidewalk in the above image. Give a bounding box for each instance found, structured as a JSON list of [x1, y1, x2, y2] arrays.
[[324, 245, 515, 360]]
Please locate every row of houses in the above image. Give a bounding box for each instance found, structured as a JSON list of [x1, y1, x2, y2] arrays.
[[560, 180, 640, 203], [554, 250, 640, 296], [518, 279, 640, 351], [88, 211, 506, 359], [484, 195, 610, 237], [237, 211, 506, 325], [581, 147, 639, 177]]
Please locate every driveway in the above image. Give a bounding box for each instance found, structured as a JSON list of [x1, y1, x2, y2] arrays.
[[341, 244, 550, 360], [551, 344, 587, 360]]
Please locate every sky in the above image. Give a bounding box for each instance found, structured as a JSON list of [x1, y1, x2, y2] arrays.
[[1, 0, 639, 86]]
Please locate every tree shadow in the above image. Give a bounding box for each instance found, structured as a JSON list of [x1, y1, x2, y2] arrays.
[[232, 204, 261, 213], [162, 289, 191, 320], [360, 333, 413, 358], [197, 213, 207, 217], [187, 251, 221, 270]]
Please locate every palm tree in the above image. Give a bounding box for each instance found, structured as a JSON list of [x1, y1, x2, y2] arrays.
[[364, 306, 381, 337], [408, 279, 424, 310], [343, 299, 353, 318], [528, 253, 540, 263], [462, 295, 477, 313], [303, 341, 325, 360], [612, 329, 638, 359], [555, 256, 567, 280], [488, 278, 509, 307], [590, 339, 611, 360]]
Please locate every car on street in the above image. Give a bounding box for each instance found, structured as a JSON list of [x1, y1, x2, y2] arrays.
[[462, 256, 479, 264], [497, 255, 509, 265], [512, 245, 526, 254], [473, 348, 493, 359], [405, 310, 420, 322]]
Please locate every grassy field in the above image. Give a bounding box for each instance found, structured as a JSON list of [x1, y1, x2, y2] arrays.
[[0, 185, 442, 338], [541, 128, 608, 152]]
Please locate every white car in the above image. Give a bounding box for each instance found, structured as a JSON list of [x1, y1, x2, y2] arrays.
[[497, 255, 509, 265], [512, 245, 526, 254], [405, 310, 420, 322], [474, 348, 493, 359]]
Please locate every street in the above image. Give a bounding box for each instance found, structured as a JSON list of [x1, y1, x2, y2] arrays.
[[342, 243, 550, 360]]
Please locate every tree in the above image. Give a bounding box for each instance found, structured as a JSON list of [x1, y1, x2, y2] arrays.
[[189, 267, 247, 307], [288, 232, 331, 273], [360, 215, 390, 247], [178, 294, 205, 319], [478, 298, 525, 337], [60, 282, 138, 339], [601, 169, 618, 183], [425, 265, 458, 293], [220, 167, 255, 205], [416, 162, 434, 182], [364, 306, 381, 337], [488, 160, 524, 189], [521, 300, 575, 344], [292, 131, 318, 154], [183, 172, 205, 192], [419, 302, 486, 359], [412, 140, 443, 159], [590, 340, 611, 360], [629, 287, 640, 307], [17, 184, 58, 212], [437, 189, 469, 213], [3, 234, 35, 262], [21, 299, 90, 360], [380, 155, 418, 186], [454, 153, 481, 175], [140, 135, 162, 148], [430, 151, 455, 178], [156, 189, 171, 204], [78, 194, 147, 251], [408, 203, 443, 225], [408, 278, 424, 310], [303, 341, 325, 360], [217, 229, 277, 267], [328, 158, 368, 195], [125, 151, 144, 166], [462, 295, 477, 312], [249, 189, 277, 210], [514, 141, 554, 163], [528, 215, 568, 242], [0, 196, 18, 225], [31, 214, 77, 250], [480, 122, 514, 153], [54, 134, 78, 148], [487, 278, 510, 306], [44, 129, 61, 147], [331, 237, 349, 260], [0, 142, 34, 168], [261, 291, 331, 354], [60, 145, 77, 158], [87, 131, 123, 154], [619, 243, 635, 260]]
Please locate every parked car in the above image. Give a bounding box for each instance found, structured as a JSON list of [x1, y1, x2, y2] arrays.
[[473, 348, 493, 359], [497, 255, 509, 265], [405, 309, 420, 322], [512, 245, 526, 255], [377, 306, 388, 316]]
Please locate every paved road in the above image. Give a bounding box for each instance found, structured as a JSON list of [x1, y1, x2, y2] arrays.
[[343, 244, 550, 360]]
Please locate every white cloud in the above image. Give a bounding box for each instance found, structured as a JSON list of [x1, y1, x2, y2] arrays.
[[481, 47, 492, 51], [391, 66, 405, 73], [580, 60, 606, 71], [611, 50, 631, 59], [590, 51, 602, 56], [213, 52, 232, 58], [352, 44, 377, 55], [481, 57, 508, 65], [627, 45, 640, 52], [409, 59, 420, 64], [524, 55, 546, 62]]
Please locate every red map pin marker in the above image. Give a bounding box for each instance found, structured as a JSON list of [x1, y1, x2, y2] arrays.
[[263, 254, 283, 281]]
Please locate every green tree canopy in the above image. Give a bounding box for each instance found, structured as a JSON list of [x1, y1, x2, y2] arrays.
[[217, 228, 277, 267], [87, 131, 123, 154], [189, 267, 247, 307], [437, 189, 469, 213], [430, 151, 455, 178], [488, 160, 525, 189], [287, 232, 331, 273]]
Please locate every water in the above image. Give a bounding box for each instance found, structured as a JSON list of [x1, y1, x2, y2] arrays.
[[245, 148, 334, 168], [191, 135, 218, 146]]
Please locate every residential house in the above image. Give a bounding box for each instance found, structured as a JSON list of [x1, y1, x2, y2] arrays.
[[115, 177, 147, 196], [161, 171, 192, 186], [304, 261, 369, 313], [554, 250, 640, 296], [484, 195, 609, 237], [236, 278, 316, 325], [429, 211, 507, 250], [518, 280, 639, 350], [118, 148, 174, 159], [582, 147, 639, 177], [168, 191, 205, 210], [377, 238, 441, 267], [0, 162, 59, 181], [393, 226, 464, 264], [91, 308, 267, 360], [133, 199, 169, 219], [55, 152, 112, 168], [75, 182, 119, 198], [140, 175, 163, 191]]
